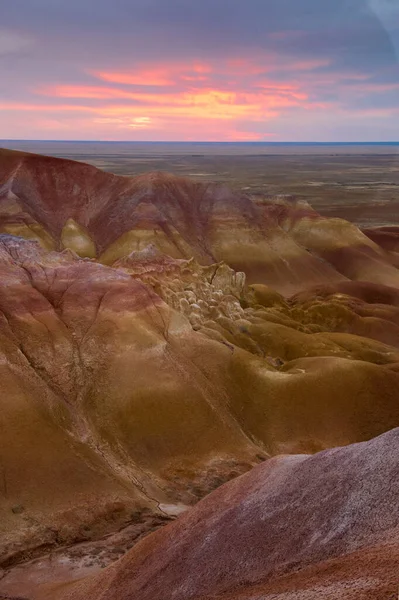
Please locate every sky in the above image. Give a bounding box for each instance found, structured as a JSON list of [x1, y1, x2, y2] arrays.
[[1, 0, 399, 141]]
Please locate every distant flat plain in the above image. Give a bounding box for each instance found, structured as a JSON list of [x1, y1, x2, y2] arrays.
[[2, 141, 399, 228]]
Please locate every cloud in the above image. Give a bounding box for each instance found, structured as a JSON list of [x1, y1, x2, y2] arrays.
[[0, 0, 398, 140], [0, 29, 33, 55], [93, 70, 175, 87], [35, 64, 323, 125]]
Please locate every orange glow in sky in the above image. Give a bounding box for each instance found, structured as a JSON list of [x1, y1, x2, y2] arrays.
[[1, 53, 397, 141], [1, 0, 398, 142], [13, 58, 330, 140]]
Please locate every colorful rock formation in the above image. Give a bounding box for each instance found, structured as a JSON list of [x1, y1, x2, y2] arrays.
[[1, 148, 399, 598], [48, 428, 399, 600]]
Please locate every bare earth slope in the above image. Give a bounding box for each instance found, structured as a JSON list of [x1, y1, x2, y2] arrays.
[[3, 148, 399, 294], [0, 148, 399, 597], [45, 428, 399, 600]]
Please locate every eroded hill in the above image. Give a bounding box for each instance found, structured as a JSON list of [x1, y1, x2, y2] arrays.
[[0, 148, 399, 597], [47, 428, 399, 600]]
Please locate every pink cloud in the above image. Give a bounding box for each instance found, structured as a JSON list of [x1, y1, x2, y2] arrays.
[[38, 85, 153, 100], [36, 58, 317, 124], [0, 102, 94, 112], [92, 70, 175, 86], [3, 54, 395, 142]]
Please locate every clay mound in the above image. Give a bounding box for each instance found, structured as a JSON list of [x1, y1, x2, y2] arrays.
[[2, 148, 399, 295], [363, 225, 399, 252], [46, 428, 399, 600], [2, 231, 399, 573], [363, 226, 399, 271], [0, 234, 264, 567], [215, 539, 399, 599], [292, 279, 399, 306], [2, 149, 399, 594]]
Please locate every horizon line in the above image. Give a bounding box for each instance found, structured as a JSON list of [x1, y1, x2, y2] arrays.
[[1, 139, 399, 145]]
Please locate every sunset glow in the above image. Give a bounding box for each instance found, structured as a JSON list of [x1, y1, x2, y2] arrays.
[[1, 0, 398, 141]]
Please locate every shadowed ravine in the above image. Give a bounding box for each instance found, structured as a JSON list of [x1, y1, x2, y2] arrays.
[[0, 148, 399, 598]]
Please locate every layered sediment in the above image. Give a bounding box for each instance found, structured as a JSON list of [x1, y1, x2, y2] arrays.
[[0, 148, 398, 598], [49, 428, 399, 600]]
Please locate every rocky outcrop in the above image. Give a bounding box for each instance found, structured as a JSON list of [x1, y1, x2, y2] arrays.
[[115, 245, 246, 330]]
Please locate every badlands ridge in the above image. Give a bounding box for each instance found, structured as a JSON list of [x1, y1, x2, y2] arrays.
[[0, 148, 399, 598]]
